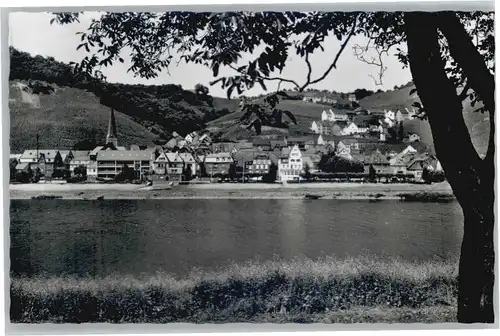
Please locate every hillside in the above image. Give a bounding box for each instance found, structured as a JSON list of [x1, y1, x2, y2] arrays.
[[9, 47, 238, 144], [208, 83, 490, 157], [359, 83, 490, 157], [9, 81, 158, 152], [10, 47, 488, 155]]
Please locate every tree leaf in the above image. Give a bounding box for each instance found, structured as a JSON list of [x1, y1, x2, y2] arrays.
[[227, 85, 235, 99], [282, 110, 297, 124], [213, 63, 220, 77], [258, 79, 267, 91]]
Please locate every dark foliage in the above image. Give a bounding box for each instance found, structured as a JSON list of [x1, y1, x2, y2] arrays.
[[74, 165, 87, 179], [114, 164, 136, 182], [422, 167, 446, 184], [354, 88, 375, 100], [182, 164, 193, 181], [72, 138, 98, 150], [262, 163, 278, 183], [318, 154, 364, 173], [9, 47, 234, 137], [228, 162, 237, 180], [199, 163, 207, 178], [369, 165, 377, 182]]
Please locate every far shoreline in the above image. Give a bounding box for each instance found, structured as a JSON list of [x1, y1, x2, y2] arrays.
[[9, 181, 455, 201]]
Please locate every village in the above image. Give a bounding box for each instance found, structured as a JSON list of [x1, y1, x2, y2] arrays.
[[9, 103, 444, 186]]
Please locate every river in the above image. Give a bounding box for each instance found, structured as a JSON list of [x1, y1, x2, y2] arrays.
[[9, 199, 463, 278]]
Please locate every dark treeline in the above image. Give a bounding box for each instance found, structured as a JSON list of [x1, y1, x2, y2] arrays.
[[9, 47, 234, 138]]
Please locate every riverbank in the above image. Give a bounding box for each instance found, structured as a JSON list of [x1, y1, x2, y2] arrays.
[[9, 181, 454, 200], [10, 256, 458, 323]]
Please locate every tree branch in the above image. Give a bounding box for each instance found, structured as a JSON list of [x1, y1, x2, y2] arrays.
[[458, 83, 471, 101], [301, 51, 313, 91], [303, 17, 358, 89], [353, 42, 389, 86]]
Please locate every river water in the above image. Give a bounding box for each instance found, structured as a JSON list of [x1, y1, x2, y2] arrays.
[[9, 199, 463, 278]]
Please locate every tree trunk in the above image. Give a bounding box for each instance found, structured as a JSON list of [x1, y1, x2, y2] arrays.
[[405, 12, 495, 323]]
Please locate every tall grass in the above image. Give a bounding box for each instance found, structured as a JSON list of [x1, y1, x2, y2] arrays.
[[10, 256, 458, 323]]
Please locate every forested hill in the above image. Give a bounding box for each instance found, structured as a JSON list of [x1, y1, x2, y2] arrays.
[[8, 47, 239, 144]]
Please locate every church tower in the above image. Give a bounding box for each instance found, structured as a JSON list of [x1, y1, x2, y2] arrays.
[[106, 108, 118, 147]]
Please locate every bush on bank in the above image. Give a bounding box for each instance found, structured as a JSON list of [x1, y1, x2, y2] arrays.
[[11, 256, 458, 323]]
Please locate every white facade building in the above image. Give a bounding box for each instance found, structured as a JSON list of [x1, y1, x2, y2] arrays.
[[278, 145, 303, 182], [321, 109, 348, 122]]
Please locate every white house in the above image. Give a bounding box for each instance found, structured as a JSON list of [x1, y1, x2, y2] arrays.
[[278, 145, 303, 182], [395, 110, 405, 123], [153, 152, 169, 175], [199, 133, 212, 145], [185, 131, 199, 144], [321, 109, 348, 122], [178, 152, 198, 176], [310, 120, 319, 133], [408, 134, 421, 142], [378, 125, 386, 142], [384, 110, 397, 128], [69, 150, 91, 174], [348, 94, 357, 102], [335, 142, 352, 160], [316, 134, 335, 147], [86, 161, 98, 180], [96, 149, 154, 179], [340, 122, 360, 136]]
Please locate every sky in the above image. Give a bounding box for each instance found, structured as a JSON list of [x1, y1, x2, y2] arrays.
[[9, 11, 413, 98]]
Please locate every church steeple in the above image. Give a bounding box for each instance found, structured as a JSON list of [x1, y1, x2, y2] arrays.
[[106, 108, 118, 147]]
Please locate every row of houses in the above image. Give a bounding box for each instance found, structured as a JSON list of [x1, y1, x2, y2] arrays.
[[10, 137, 440, 183], [302, 93, 358, 104], [311, 109, 415, 136], [10, 139, 441, 183], [10, 107, 435, 184]]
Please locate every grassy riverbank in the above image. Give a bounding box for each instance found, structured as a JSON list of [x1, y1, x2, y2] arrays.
[[9, 182, 454, 200], [11, 257, 458, 323]]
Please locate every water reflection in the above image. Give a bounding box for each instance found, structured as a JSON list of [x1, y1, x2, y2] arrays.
[[10, 199, 464, 278]]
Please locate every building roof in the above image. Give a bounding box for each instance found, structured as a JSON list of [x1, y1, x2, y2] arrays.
[[90, 146, 104, 156], [280, 147, 291, 158], [364, 150, 390, 165], [15, 163, 31, 170], [59, 150, 72, 160], [10, 154, 22, 161], [97, 150, 153, 161], [233, 150, 257, 165], [389, 150, 417, 166], [270, 139, 287, 148], [72, 150, 91, 157], [204, 152, 234, 163], [252, 137, 272, 146], [287, 136, 315, 143], [164, 152, 183, 162], [71, 155, 90, 162], [21, 149, 60, 161], [318, 135, 337, 142], [106, 108, 118, 141], [351, 154, 366, 163], [325, 109, 348, 117], [178, 152, 196, 162], [165, 138, 179, 149]]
